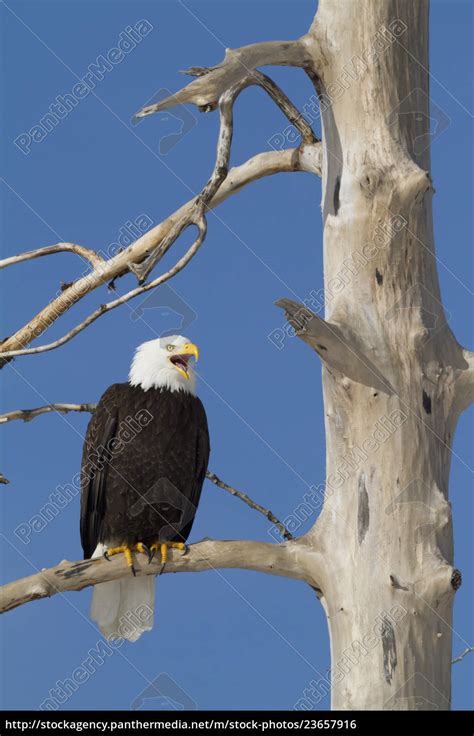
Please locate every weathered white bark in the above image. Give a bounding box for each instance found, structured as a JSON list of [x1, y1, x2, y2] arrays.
[[454, 349, 474, 414], [0, 539, 321, 614], [277, 0, 467, 711], [0, 243, 103, 269]]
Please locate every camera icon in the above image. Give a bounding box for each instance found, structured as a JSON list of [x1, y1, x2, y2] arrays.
[[387, 88, 451, 156], [385, 478, 450, 547], [131, 88, 197, 155], [384, 672, 446, 710], [130, 477, 197, 542], [130, 283, 197, 337], [130, 672, 197, 710], [385, 282, 451, 346]]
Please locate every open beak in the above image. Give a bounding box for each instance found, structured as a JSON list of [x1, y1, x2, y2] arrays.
[[169, 343, 199, 380]]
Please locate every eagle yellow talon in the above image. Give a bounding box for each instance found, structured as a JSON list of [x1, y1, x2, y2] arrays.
[[149, 541, 187, 565], [104, 543, 151, 575], [104, 545, 128, 559], [134, 542, 152, 561], [160, 543, 168, 565], [124, 547, 134, 570]]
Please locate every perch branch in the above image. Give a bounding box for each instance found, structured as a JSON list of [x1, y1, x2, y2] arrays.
[[0, 243, 104, 270], [275, 298, 395, 395], [0, 539, 316, 614], [205, 471, 293, 541]]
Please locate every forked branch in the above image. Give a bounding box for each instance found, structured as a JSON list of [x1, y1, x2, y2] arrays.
[[0, 218, 207, 362], [1, 60, 320, 363], [134, 39, 310, 115], [132, 70, 318, 283]]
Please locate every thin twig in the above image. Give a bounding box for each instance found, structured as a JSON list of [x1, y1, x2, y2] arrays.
[[131, 70, 317, 284], [0, 403, 97, 424], [0, 402, 292, 541], [0, 218, 207, 360], [452, 646, 474, 665], [129, 73, 245, 283], [0, 143, 320, 363], [206, 471, 293, 541], [0, 243, 103, 270], [1, 56, 319, 363]]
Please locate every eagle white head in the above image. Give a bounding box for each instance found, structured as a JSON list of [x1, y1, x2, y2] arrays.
[[129, 335, 199, 394]]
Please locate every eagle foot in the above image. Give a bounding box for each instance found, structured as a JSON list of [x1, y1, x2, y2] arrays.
[[103, 543, 152, 576], [149, 541, 186, 565]]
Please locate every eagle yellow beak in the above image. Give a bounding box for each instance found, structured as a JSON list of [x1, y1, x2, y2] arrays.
[[181, 343, 199, 362], [170, 343, 199, 380]]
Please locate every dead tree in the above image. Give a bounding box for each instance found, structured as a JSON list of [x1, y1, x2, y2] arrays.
[[1, 0, 472, 711]]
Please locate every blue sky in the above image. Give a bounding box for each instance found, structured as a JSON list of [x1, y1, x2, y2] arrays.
[[1, 0, 472, 712]]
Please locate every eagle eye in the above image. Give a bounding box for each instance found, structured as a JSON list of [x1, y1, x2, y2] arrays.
[[166, 344, 175, 352]]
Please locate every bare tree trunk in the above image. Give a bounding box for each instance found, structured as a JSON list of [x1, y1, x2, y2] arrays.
[[292, 0, 466, 710]]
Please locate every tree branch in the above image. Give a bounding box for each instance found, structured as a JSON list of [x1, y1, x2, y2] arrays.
[[205, 471, 293, 541], [0, 403, 293, 540], [454, 348, 474, 414], [131, 70, 317, 284], [0, 216, 207, 361], [0, 539, 314, 614], [275, 298, 395, 394], [0, 403, 97, 424], [2, 53, 320, 364], [0, 142, 320, 364], [133, 39, 310, 116], [0, 243, 104, 270], [452, 646, 474, 665]]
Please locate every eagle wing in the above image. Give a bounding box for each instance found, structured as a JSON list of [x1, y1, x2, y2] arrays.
[[80, 384, 120, 559], [178, 396, 210, 541], [194, 396, 210, 501]]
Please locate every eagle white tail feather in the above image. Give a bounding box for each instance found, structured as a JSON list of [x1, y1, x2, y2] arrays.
[[91, 545, 155, 642]]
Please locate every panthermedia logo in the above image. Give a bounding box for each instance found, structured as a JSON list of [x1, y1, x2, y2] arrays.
[[131, 88, 197, 154], [130, 283, 197, 336], [130, 673, 197, 710], [130, 477, 196, 540], [387, 88, 451, 156]]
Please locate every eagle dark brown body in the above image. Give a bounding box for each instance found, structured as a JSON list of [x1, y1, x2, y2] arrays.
[[80, 383, 210, 559]]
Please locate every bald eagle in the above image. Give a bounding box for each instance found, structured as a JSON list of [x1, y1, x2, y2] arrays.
[[80, 336, 210, 641]]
